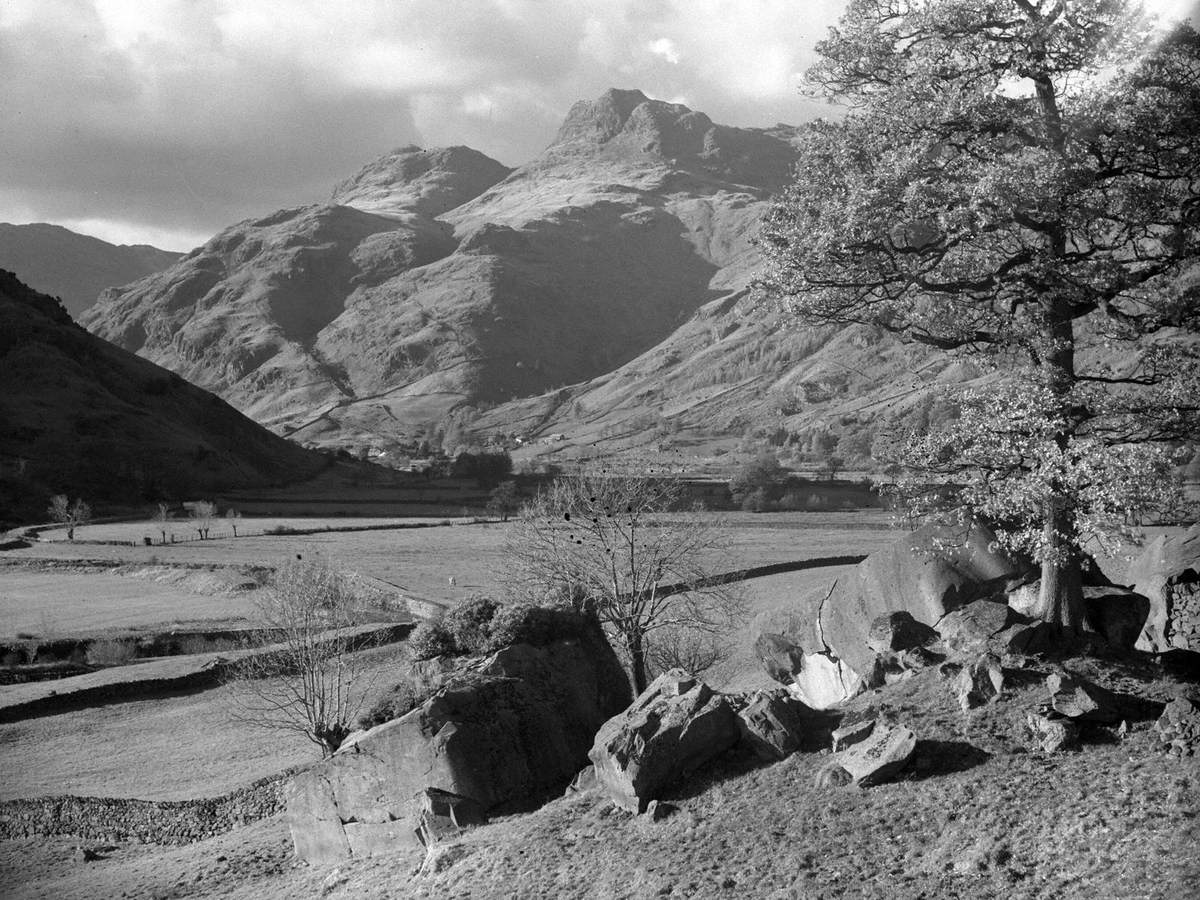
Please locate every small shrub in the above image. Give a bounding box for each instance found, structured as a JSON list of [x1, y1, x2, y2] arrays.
[[409, 621, 456, 660], [484, 603, 586, 653], [441, 596, 500, 655]]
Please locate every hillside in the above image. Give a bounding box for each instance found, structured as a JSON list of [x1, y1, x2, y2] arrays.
[[0, 270, 327, 524], [0, 223, 180, 318], [81, 91, 820, 449]]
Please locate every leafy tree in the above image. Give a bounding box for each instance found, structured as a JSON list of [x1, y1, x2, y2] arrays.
[[504, 468, 746, 693], [760, 1, 1200, 632], [452, 449, 514, 488], [47, 494, 90, 540], [226, 507, 242, 537], [486, 480, 520, 521], [729, 451, 788, 506], [225, 557, 380, 756]]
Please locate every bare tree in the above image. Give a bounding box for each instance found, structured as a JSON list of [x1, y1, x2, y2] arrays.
[[504, 468, 746, 694], [225, 507, 242, 537], [154, 502, 172, 545], [47, 494, 90, 541], [191, 500, 216, 540], [225, 557, 381, 756]]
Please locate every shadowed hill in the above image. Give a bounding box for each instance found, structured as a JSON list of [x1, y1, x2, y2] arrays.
[[0, 223, 181, 318], [0, 270, 327, 525]]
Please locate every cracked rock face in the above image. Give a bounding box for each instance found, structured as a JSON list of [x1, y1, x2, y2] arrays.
[[755, 522, 1029, 709]]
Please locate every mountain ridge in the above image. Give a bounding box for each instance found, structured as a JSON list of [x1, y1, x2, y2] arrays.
[[0, 223, 181, 318]]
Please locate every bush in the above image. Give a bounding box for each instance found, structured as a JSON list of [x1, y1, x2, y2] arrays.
[[442, 596, 500, 655], [408, 598, 591, 660], [408, 621, 456, 660]]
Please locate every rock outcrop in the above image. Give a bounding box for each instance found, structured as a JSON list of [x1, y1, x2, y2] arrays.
[[286, 633, 630, 863], [1126, 525, 1200, 652], [588, 670, 739, 813], [757, 522, 1031, 708]]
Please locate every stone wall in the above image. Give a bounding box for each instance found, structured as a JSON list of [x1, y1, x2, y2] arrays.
[[1165, 573, 1200, 651], [0, 766, 307, 845]]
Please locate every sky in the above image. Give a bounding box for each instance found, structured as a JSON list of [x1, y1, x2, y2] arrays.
[[1, 0, 1196, 252]]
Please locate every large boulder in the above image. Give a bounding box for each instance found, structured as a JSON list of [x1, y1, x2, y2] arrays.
[[728, 688, 813, 760], [286, 633, 631, 862], [1154, 696, 1200, 757], [1126, 525, 1200, 652], [588, 671, 739, 813], [1045, 672, 1121, 724], [757, 521, 1031, 707]]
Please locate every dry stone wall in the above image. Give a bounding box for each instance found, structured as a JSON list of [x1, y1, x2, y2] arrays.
[[1165, 573, 1200, 651], [0, 767, 305, 845]]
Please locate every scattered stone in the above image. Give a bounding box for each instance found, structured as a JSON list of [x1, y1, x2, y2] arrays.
[[935, 600, 1014, 655], [995, 620, 1057, 656], [814, 719, 916, 787], [866, 611, 938, 654], [731, 688, 811, 760], [830, 717, 876, 752], [1046, 672, 1121, 724], [1026, 709, 1080, 753], [413, 789, 487, 850], [955, 653, 1004, 712], [1154, 696, 1200, 757], [588, 670, 738, 813]]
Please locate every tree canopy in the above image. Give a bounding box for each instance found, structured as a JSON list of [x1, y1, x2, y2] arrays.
[[760, 0, 1200, 631]]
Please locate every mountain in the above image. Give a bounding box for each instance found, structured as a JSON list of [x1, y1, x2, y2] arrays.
[[0, 270, 327, 524], [82, 91, 813, 449], [0, 223, 181, 318]]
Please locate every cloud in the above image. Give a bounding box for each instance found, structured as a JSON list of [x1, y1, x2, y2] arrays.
[[0, 0, 845, 249], [648, 38, 681, 65]]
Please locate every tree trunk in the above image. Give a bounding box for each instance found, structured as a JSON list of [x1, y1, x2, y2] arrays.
[[1034, 498, 1085, 633], [627, 633, 648, 696], [1037, 295, 1085, 633]]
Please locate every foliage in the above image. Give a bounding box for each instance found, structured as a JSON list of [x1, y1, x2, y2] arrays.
[[357, 673, 438, 730], [760, 0, 1200, 630], [407, 598, 592, 660], [47, 494, 91, 540], [729, 452, 788, 506], [486, 480, 520, 521], [224, 556, 378, 757], [504, 467, 746, 693]]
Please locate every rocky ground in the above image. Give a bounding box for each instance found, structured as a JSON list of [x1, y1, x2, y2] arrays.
[[4, 649, 1196, 899]]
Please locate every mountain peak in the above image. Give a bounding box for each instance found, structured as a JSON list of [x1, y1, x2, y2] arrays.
[[331, 145, 511, 218]]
